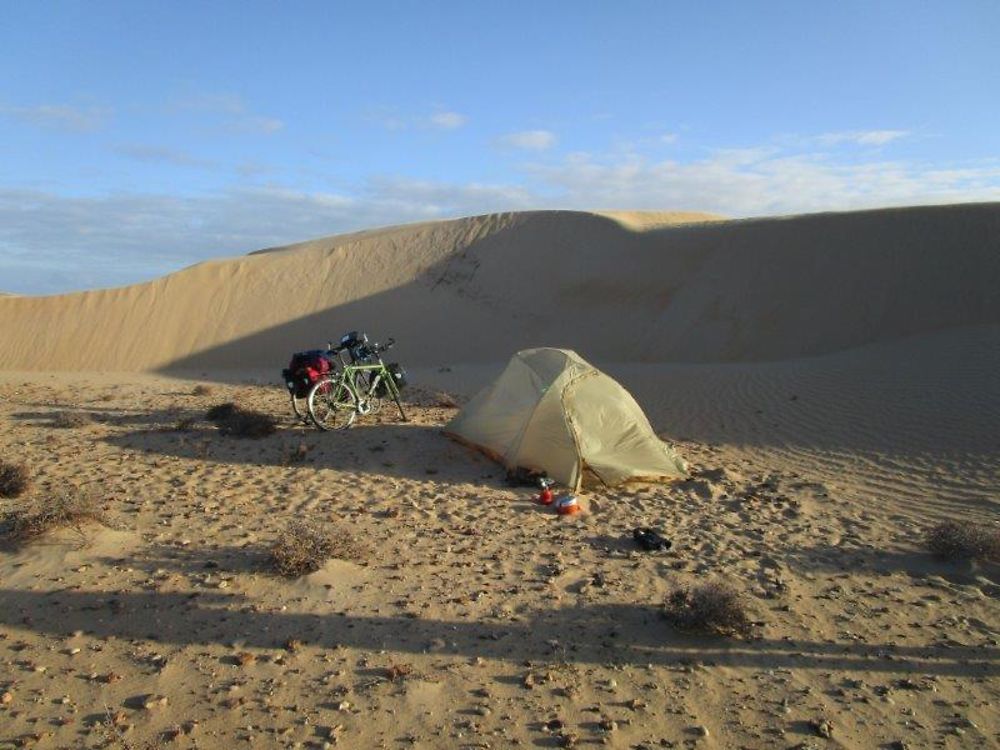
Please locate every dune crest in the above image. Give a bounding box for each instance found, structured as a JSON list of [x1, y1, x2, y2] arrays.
[[0, 204, 997, 372]]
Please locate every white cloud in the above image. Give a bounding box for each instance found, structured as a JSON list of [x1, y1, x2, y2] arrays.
[[115, 144, 216, 169], [0, 104, 111, 132], [660, 132, 679, 144], [427, 111, 467, 129], [497, 129, 557, 150], [168, 93, 247, 115], [233, 116, 284, 134], [365, 111, 407, 131], [814, 130, 910, 147], [367, 108, 468, 131], [165, 92, 283, 135], [527, 150, 1000, 215]]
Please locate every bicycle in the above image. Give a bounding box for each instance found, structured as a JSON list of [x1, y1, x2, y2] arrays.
[[307, 333, 408, 430]]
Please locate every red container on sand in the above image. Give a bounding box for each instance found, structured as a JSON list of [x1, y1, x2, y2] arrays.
[[555, 495, 580, 515]]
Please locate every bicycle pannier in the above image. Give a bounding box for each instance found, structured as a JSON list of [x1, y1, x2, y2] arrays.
[[340, 331, 373, 363], [376, 362, 407, 396], [282, 350, 332, 398]]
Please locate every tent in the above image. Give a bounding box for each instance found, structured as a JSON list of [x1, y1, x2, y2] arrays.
[[444, 348, 687, 490]]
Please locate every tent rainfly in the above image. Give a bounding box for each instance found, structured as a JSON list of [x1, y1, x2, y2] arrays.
[[444, 348, 687, 490]]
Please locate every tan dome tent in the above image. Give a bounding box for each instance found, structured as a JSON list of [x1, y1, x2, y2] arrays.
[[445, 348, 687, 490]]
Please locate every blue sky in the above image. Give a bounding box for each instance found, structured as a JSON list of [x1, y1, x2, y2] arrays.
[[2, 1, 999, 294]]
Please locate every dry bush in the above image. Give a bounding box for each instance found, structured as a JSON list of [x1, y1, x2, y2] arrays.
[[664, 582, 754, 638], [0, 489, 109, 546], [220, 408, 277, 438], [205, 402, 239, 422], [385, 663, 414, 681], [925, 521, 1000, 561], [269, 521, 364, 577], [173, 416, 196, 432], [52, 411, 94, 428], [192, 384, 214, 396], [206, 403, 276, 438], [100, 705, 168, 749], [0, 460, 32, 498]]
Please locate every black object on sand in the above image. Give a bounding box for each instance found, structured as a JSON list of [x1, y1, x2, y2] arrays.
[[633, 527, 672, 551]]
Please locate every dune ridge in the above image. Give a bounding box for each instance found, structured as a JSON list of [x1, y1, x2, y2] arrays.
[[1, 203, 997, 372]]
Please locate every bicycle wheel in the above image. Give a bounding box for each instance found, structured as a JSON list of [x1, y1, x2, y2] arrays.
[[308, 378, 357, 431], [290, 392, 310, 423]]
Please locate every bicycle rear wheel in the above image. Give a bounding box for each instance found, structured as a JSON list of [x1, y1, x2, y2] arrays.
[[291, 393, 309, 423], [308, 378, 357, 431]]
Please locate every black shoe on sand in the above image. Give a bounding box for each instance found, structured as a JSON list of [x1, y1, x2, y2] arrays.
[[633, 527, 672, 551]]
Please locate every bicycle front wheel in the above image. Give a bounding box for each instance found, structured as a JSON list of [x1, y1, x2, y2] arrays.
[[308, 378, 357, 431]]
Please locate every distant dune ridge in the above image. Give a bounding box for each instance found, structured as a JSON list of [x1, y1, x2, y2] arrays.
[[0, 203, 998, 372]]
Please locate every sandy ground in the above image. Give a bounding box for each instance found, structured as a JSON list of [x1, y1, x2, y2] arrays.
[[1, 344, 997, 749]]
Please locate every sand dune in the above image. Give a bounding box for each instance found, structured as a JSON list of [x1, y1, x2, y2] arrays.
[[1, 203, 997, 372]]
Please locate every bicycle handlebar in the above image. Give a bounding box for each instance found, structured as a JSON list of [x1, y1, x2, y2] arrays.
[[327, 336, 395, 355]]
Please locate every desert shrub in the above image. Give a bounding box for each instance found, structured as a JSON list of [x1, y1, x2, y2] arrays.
[[925, 521, 1000, 561], [385, 663, 413, 681], [664, 582, 754, 638], [205, 402, 239, 422], [0, 460, 31, 498], [173, 416, 197, 432], [220, 408, 277, 438], [269, 521, 364, 577], [192, 384, 214, 396], [206, 403, 276, 438], [52, 411, 94, 428], [0, 489, 109, 546]]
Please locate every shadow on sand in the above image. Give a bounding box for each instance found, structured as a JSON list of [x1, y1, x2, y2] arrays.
[[5, 533, 994, 721], [8, 399, 500, 487], [783, 542, 1000, 588], [96, 420, 503, 486], [0, 571, 995, 679]]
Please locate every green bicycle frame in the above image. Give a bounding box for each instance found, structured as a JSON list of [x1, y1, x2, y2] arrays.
[[339, 360, 408, 421]]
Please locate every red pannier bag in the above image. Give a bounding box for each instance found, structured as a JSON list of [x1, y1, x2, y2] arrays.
[[282, 350, 332, 398]]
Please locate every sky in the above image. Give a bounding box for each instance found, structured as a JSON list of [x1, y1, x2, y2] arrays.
[[1, 1, 999, 295]]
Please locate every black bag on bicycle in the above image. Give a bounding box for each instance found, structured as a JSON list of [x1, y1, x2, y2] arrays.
[[282, 350, 332, 398], [376, 363, 407, 396], [339, 331, 374, 363]]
